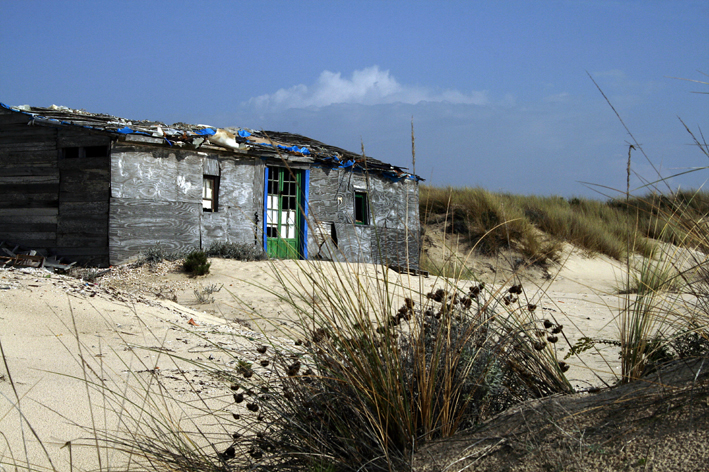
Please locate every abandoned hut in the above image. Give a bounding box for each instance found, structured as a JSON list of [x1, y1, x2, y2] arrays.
[[0, 103, 421, 268]]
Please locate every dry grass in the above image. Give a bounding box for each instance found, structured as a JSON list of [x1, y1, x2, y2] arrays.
[[205, 258, 575, 471], [419, 186, 709, 264]]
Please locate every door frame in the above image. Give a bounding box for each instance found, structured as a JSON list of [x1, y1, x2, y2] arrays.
[[263, 166, 309, 259]]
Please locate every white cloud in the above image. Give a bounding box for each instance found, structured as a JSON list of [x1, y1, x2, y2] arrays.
[[247, 66, 490, 110]]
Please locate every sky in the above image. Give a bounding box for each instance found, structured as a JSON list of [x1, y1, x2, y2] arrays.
[[1, 0, 707, 198]]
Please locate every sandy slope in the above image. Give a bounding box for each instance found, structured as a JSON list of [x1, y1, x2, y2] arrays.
[[0, 252, 631, 471]]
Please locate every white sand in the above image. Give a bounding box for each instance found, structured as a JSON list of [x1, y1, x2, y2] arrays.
[[0, 253, 630, 471]]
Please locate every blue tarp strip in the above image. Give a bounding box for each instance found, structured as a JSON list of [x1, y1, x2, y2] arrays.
[[114, 127, 152, 136], [238, 130, 251, 138], [276, 144, 310, 154], [194, 128, 216, 136]]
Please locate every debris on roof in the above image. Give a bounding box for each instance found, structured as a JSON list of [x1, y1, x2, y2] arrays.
[[1, 102, 422, 181]]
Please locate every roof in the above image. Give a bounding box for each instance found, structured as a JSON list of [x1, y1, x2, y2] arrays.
[[1, 102, 421, 182]]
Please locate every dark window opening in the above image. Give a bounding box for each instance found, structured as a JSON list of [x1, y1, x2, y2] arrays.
[[60, 145, 109, 159], [85, 145, 109, 158], [62, 147, 81, 159], [203, 176, 219, 212], [354, 191, 369, 225]]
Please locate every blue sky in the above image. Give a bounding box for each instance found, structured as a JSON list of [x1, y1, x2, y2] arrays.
[[2, 1, 707, 197]]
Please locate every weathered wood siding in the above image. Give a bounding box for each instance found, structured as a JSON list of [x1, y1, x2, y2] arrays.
[[0, 109, 110, 265], [202, 157, 263, 249], [306, 167, 420, 267], [109, 145, 262, 264]]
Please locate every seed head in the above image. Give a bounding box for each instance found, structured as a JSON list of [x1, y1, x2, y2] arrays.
[[221, 446, 236, 460]]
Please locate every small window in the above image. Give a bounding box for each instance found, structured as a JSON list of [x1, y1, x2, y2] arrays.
[[60, 145, 109, 159], [84, 145, 109, 158], [354, 191, 369, 225], [62, 147, 81, 159], [203, 176, 219, 212]]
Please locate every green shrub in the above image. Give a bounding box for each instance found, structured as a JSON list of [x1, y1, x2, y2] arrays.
[[183, 250, 210, 275]]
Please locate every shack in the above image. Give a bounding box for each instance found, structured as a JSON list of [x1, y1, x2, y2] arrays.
[[0, 103, 421, 268]]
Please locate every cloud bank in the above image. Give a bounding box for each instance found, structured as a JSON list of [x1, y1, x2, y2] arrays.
[[247, 66, 490, 110]]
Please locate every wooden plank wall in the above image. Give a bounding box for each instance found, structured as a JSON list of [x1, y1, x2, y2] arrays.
[[109, 146, 262, 264], [307, 167, 420, 267], [0, 110, 111, 265], [109, 146, 202, 264], [202, 158, 262, 249], [0, 110, 60, 248], [57, 130, 111, 265]]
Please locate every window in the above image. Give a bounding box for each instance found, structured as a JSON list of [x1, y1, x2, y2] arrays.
[[85, 145, 109, 158], [60, 145, 109, 159], [202, 176, 219, 212], [354, 191, 369, 225], [62, 147, 81, 159]]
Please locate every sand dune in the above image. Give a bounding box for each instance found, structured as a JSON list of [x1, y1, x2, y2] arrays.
[[0, 253, 631, 470]]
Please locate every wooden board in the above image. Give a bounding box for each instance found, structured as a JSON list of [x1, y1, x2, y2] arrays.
[[111, 150, 202, 202], [0, 194, 59, 209], [109, 198, 201, 264]]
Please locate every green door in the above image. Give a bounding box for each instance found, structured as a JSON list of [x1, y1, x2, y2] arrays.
[[266, 167, 303, 259]]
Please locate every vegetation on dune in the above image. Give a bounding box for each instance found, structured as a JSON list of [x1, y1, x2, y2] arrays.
[[420, 185, 709, 264], [183, 250, 211, 276]]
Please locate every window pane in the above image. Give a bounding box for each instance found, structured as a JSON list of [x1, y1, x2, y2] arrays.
[[355, 192, 368, 224], [203, 177, 217, 212]]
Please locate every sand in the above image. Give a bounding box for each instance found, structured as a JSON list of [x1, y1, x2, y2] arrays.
[[0, 252, 631, 471]]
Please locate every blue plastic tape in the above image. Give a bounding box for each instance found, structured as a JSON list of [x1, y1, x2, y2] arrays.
[[194, 128, 216, 136]]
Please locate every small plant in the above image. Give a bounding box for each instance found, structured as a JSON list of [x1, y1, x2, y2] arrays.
[[183, 250, 210, 276], [70, 267, 109, 283], [206, 241, 267, 261], [138, 243, 186, 267], [193, 283, 223, 304]]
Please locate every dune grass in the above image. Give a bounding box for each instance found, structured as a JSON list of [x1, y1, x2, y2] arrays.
[[194, 257, 575, 471], [420, 186, 709, 264]]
